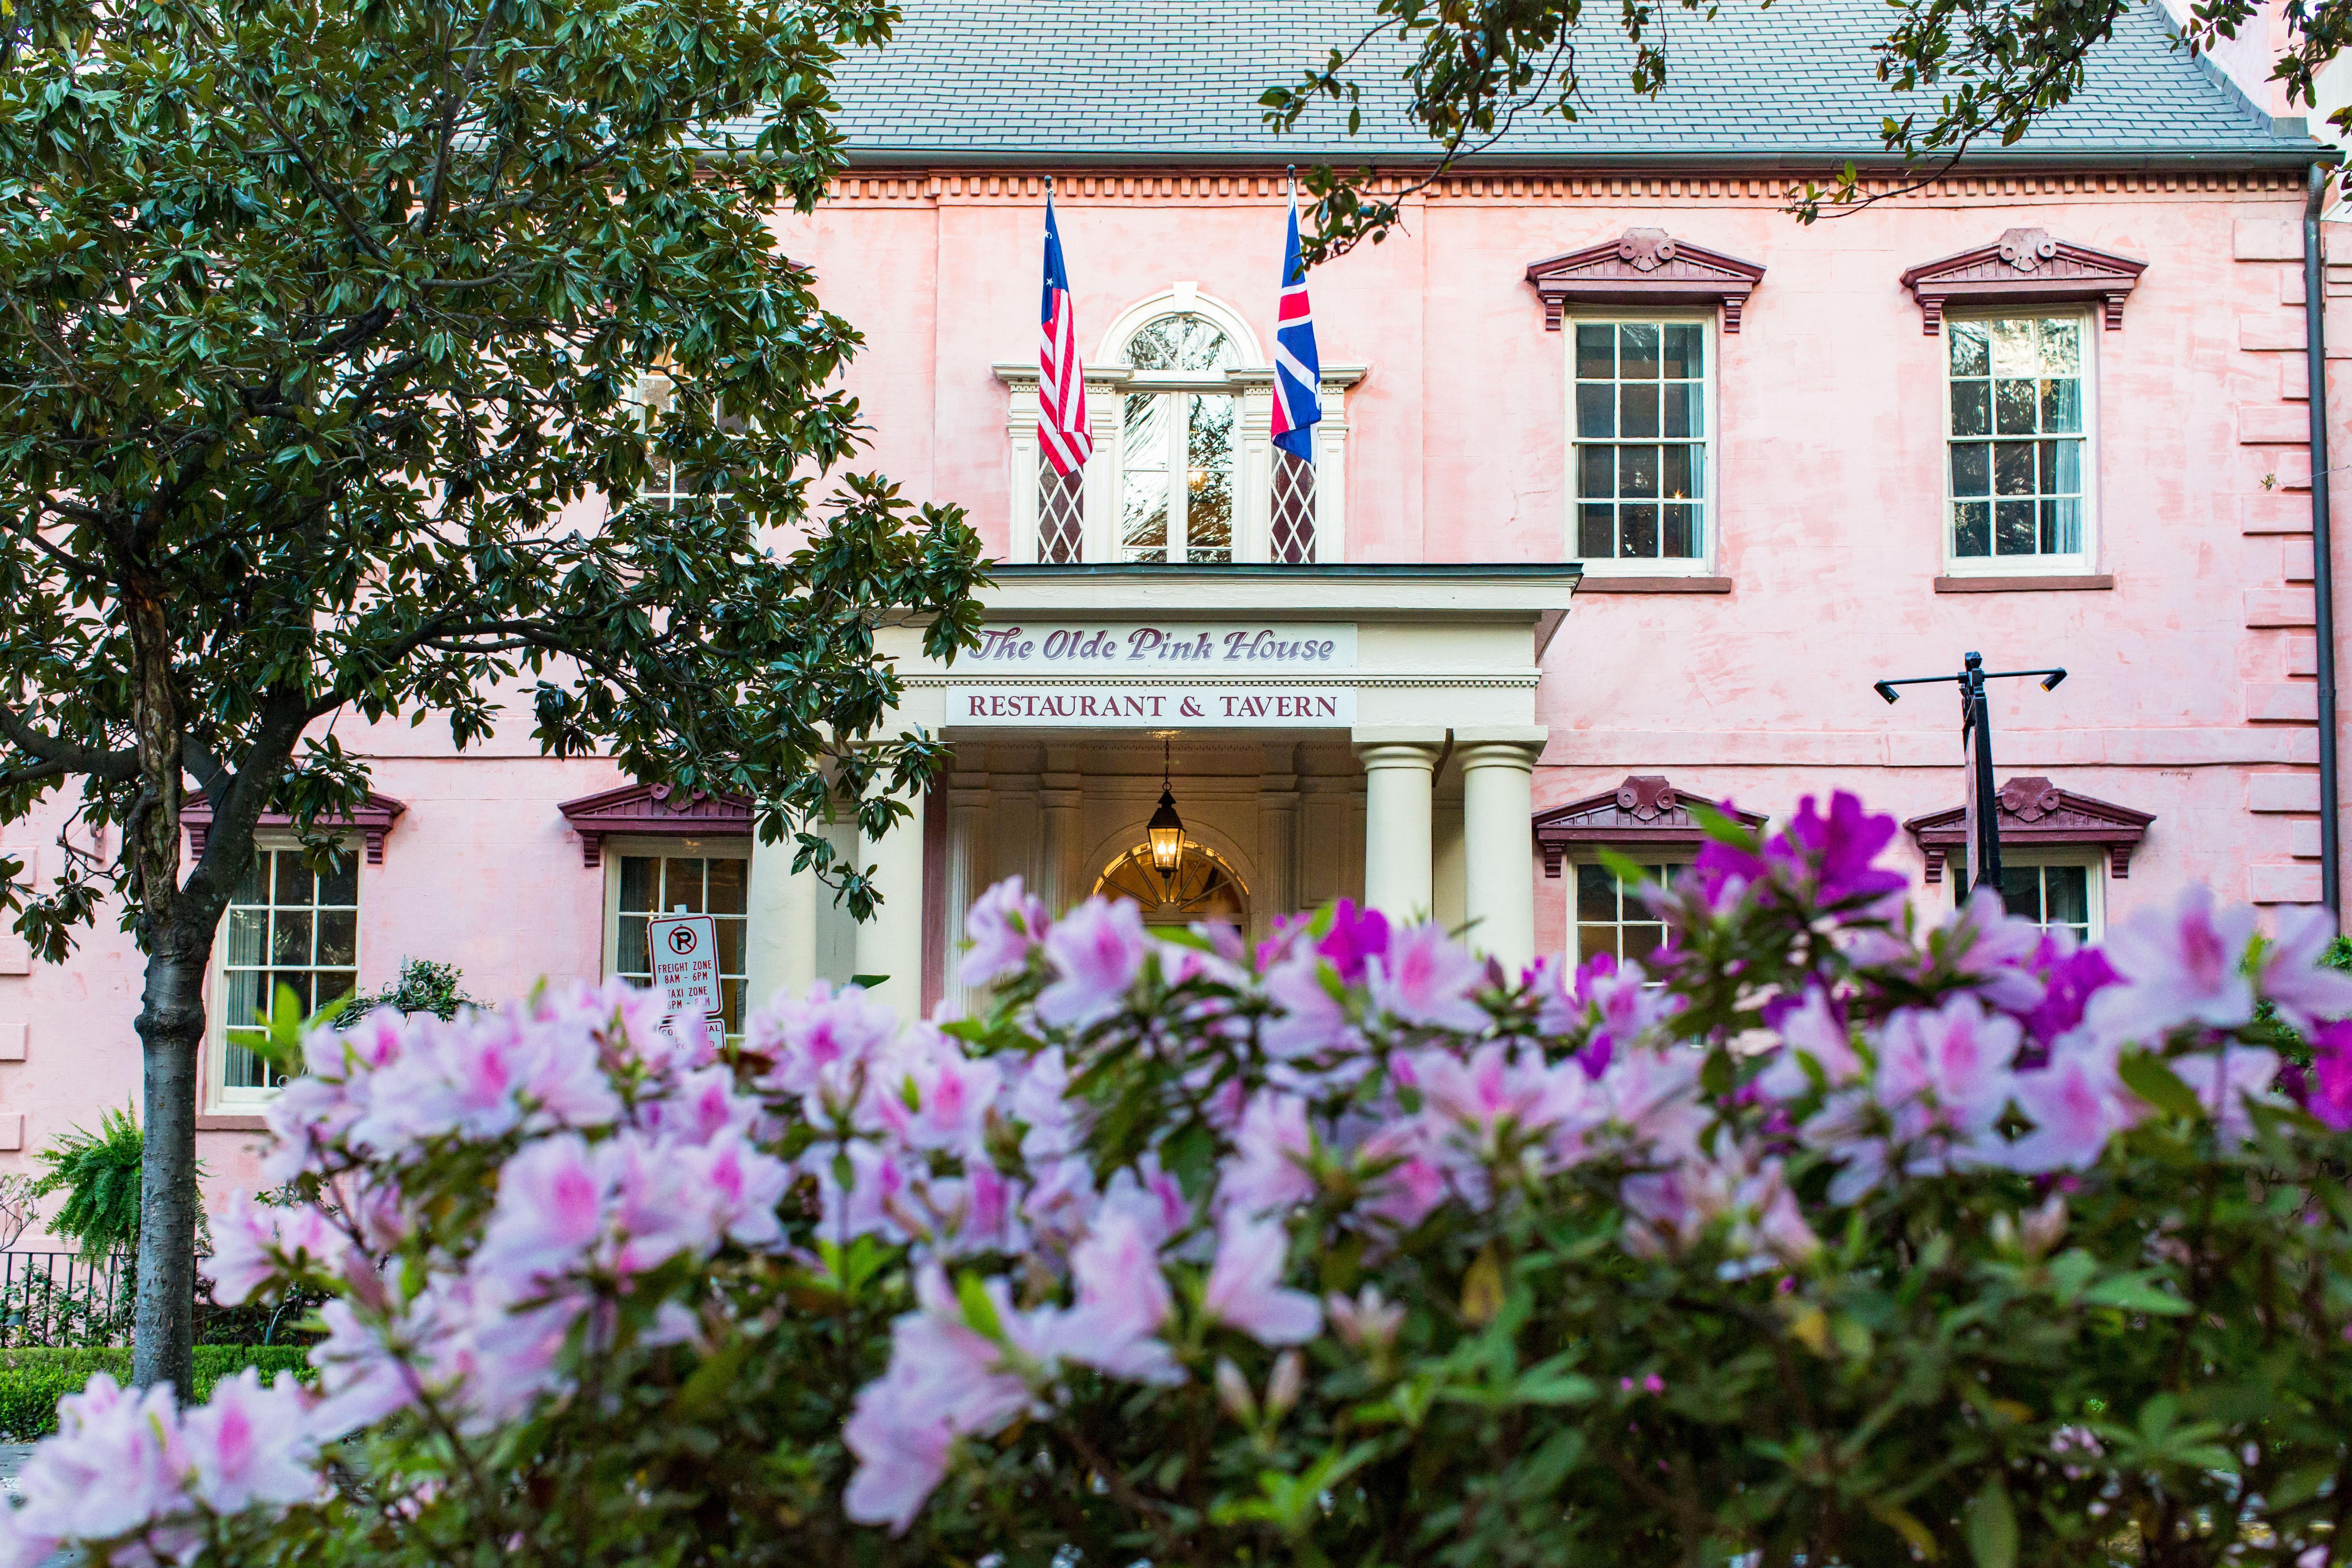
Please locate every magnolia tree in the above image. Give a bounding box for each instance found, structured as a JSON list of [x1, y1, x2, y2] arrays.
[[6, 796, 2352, 1568]]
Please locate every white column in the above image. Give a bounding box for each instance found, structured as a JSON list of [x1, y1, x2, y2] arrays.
[[855, 788, 928, 1012], [1457, 731, 1547, 972], [941, 770, 991, 1016], [1038, 744, 1084, 915], [746, 828, 818, 1012], [1354, 729, 1443, 922]]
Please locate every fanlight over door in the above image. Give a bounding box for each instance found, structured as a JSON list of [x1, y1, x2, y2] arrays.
[[1094, 840, 1249, 927]]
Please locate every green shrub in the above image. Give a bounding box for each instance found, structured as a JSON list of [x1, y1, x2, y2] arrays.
[[0, 1345, 311, 1438]]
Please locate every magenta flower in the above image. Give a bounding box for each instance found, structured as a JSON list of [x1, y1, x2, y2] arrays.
[[960, 876, 1048, 990], [2259, 905, 2352, 1032], [1203, 1213, 1322, 1345], [1035, 897, 1149, 1029], [1368, 923, 1488, 1033], [2022, 944, 2121, 1051], [2087, 885, 2259, 1047], [2307, 1018, 2352, 1130], [1315, 899, 1391, 982], [1770, 791, 1907, 910]]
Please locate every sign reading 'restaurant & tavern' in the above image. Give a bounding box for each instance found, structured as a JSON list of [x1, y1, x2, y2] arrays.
[[947, 622, 1359, 728]]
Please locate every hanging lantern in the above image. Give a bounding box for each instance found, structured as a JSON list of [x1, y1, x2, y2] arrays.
[[1147, 738, 1185, 886]]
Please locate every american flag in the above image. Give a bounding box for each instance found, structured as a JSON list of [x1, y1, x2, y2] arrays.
[[1270, 187, 1322, 461], [1038, 192, 1091, 474]]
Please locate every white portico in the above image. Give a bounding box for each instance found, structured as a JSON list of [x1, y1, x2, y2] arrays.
[[746, 566, 1580, 1014]]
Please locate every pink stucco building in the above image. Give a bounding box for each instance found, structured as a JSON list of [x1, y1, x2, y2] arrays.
[[1, 0, 2346, 1198]]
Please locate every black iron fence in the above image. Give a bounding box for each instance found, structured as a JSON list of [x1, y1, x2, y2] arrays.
[[0, 1250, 132, 1349]]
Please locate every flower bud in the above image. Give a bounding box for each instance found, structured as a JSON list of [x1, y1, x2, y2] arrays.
[[2021, 1192, 2069, 1259], [1265, 1351, 1304, 1421], [1214, 1357, 1256, 1424]]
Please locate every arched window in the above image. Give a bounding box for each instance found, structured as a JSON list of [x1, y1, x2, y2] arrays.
[[1094, 840, 1250, 928], [1120, 312, 1238, 564]]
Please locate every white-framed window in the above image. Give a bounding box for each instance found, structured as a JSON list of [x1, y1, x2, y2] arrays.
[[996, 285, 1359, 566], [1572, 858, 1685, 967], [631, 369, 742, 517], [212, 844, 359, 1108], [1964, 855, 2101, 942], [602, 837, 751, 1036], [1568, 315, 1713, 570], [1943, 312, 2096, 571]]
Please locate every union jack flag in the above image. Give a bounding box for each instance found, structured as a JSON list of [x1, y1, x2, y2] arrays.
[[1038, 192, 1091, 475], [1270, 188, 1321, 461]]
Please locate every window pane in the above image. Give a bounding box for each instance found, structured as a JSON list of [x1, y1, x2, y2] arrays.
[[2039, 318, 2081, 375], [1576, 383, 1615, 439], [1995, 500, 2038, 555], [1121, 392, 1169, 562], [1661, 382, 1700, 439], [1576, 863, 1617, 922], [2043, 497, 2082, 555], [224, 968, 265, 1030], [1575, 324, 1615, 380], [707, 857, 747, 916], [317, 851, 357, 907], [664, 858, 706, 915], [272, 852, 312, 906], [715, 918, 746, 977], [1578, 445, 1615, 499], [1949, 322, 1990, 377], [2048, 437, 2082, 494], [619, 856, 658, 915], [1620, 504, 1659, 557], [1951, 444, 1990, 497], [1618, 323, 1661, 379], [1996, 865, 2045, 923], [1619, 383, 1660, 439], [1660, 324, 1703, 379], [1126, 313, 1234, 372], [1618, 446, 1660, 499], [1950, 381, 1990, 437], [225, 908, 266, 968], [1993, 379, 2038, 435], [2040, 377, 2081, 434], [272, 909, 313, 966], [1662, 504, 1696, 558], [1989, 318, 2037, 376], [1578, 504, 1615, 558], [232, 853, 265, 906], [617, 913, 651, 978], [1621, 924, 1666, 966], [316, 910, 357, 969], [1993, 443, 2036, 495], [1954, 501, 1991, 557], [1661, 445, 1696, 503], [2043, 866, 2091, 929], [1577, 925, 1619, 963], [1186, 394, 1235, 561]]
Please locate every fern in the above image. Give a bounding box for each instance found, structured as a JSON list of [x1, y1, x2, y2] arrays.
[[29, 1106, 144, 1256]]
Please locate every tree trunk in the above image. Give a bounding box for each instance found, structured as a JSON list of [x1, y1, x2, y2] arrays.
[[130, 926, 207, 1394]]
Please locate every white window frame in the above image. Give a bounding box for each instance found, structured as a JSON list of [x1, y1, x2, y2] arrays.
[[205, 835, 363, 1111], [599, 833, 754, 1036], [1565, 852, 1692, 969], [1563, 309, 1719, 577], [995, 283, 1360, 565], [1939, 307, 2100, 578], [1956, 850, 2105, 942]]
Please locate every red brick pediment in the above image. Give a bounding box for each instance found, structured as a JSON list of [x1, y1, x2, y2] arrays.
[[1525, 228, 1768, 332], [1903, 776, 2155, 883], [558, 782, 752, 867], [1898, 228, 2147, 334], [1532, 775, 1768, 878]]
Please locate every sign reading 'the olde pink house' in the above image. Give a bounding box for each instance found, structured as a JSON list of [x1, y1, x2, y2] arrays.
[[948, 622, 1359, 728]]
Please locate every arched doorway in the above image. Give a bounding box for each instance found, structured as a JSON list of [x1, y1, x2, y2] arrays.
[[1093, 840, 1250, 929]]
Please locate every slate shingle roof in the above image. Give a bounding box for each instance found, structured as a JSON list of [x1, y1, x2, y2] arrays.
[[817, 0, 2319, 167]]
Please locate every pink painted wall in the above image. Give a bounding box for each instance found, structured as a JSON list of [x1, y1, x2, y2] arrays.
[[0, 163, 2340, 1214]]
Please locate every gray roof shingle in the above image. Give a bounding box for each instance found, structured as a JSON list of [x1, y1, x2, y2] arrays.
[[816, 0, 2320, 166]]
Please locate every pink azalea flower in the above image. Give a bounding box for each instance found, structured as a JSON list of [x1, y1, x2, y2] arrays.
[[1064, 1212, 1184, 1384], [1035, 897, 1149, 1029], [1755, 988, 1863, 1100], [803, 1137, 911, 1246], [1202, 1214, 1322, 1345], [1367, 923, 1489, 1033], [2176, 1045, 2284, 1144], [306, 1298, 426, 1439], [1942, 886, 2049, 1015], [1262, 948, 1354, 1060], [2086, 885, 2260, 1047], [842, 1377, 956, 1534], [1325, 1284, 1405, 1351], [180, 1369, 322, 1514], [1876, 994, 2021, 1141], [960, 877, 1047, 990], [1007, 1046, 1083, 1162], [749, 983, 900, 1102], [1218, 1092, 1316, 1216], [674, 1131, 793, 1251], [8, 1373, 192, 1547], [1414, 1044, 1591, 1157], [866, 1031, 1004, 1157], [1097, 1156, 1190, 1247], [477, 1133, 607, 1285], [203, 1191, 287, 1308], [2003, 1037, 2136, 1172], [2259, 905, 2352, 1032]]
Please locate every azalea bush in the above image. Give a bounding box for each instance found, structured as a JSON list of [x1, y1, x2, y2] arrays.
[[6, 795, 2352, 1568]]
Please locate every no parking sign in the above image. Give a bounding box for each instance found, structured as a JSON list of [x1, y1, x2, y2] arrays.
[[647, 911, 721, 1025]]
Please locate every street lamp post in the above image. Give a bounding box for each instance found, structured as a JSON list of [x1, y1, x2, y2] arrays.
[[1874, 651, 2067, 900]]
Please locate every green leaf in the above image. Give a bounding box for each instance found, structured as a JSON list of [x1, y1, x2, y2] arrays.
[[2082, 1272, 2191, 1316], [1965, 1479, 2018, 1568], [2118, 1049, 2203, 1119], [955, 1270, 1004, 1342]]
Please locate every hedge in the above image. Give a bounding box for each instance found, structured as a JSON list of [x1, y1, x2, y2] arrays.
[[0, 1345, 313, 1438]]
